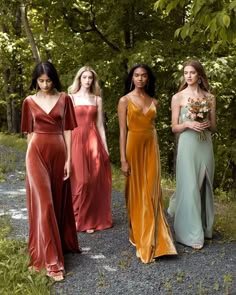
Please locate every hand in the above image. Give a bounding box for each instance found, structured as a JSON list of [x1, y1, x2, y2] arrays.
[[186, 121, 205, 132], [63, 160, 71, 180], [121, 161, 131, 177], [200, 119, 211, 130]]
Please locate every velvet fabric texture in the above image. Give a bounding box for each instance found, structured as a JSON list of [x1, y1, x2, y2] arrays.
[[168, 107, 214, 247], [70, 102, 112, 232], [21, 93, 80, 276], [125, 99, 177, 263]]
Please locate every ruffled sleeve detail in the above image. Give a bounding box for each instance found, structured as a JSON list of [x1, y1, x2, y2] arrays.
[[21, 97, 34, 134], [63, 94, 77, 130]]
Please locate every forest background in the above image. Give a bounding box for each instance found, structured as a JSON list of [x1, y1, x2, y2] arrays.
[[0, 0, 235, 195]]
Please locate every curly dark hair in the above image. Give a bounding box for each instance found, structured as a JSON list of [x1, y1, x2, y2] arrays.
[[124, 64, 156, 97], [29, 61, 61, 91]]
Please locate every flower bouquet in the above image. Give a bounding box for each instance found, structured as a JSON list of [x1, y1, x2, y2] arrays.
[[185, 96, 213, 141]]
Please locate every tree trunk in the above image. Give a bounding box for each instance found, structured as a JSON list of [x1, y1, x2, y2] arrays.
[[20, 4, 41, 63]]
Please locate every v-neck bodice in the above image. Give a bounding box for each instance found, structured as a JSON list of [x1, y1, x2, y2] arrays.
[[21, 93, 77, 134], [30, 93, 62, 115], [127, 99, 156, 132]]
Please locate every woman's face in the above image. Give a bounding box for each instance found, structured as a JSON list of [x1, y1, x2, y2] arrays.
[[132, 67, 148, 89], [80, 71, 93, 89], [37, 74, 53, 94], [183, 65, 199, 86]]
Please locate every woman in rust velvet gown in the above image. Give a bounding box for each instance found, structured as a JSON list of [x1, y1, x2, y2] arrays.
[[21, 61, 80, 281], [68, 66, 112, 233], [118, 64, 177, 263]]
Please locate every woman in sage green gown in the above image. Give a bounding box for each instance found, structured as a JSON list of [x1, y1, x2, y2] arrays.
[[168, 60, 216, 249]]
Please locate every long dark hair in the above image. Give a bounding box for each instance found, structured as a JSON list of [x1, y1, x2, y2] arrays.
[[124, 64, 156, 97], [179, 59, 209, 92], [29, 61, 61, 91]]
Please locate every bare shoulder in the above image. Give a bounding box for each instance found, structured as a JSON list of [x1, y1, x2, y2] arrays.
[[171, 92, 181, 105], [152, 98, 159, 107], [96, 95, 102, 102], [119, 95, 128, 105]]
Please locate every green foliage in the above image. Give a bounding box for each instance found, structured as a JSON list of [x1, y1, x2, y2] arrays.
[[0, 0, 235, 192], [154, 0, 236, 51], [0, 215, 52, 294]]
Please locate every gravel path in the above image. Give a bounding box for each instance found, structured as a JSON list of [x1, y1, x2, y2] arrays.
[[0, 145, 236, 295]]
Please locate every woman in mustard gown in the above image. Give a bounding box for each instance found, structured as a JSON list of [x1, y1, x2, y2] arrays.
[[21, 61, 80, 281], [118, 64, 177, 263], [68, 66, 112, 233], [168, 60, 216, 249]]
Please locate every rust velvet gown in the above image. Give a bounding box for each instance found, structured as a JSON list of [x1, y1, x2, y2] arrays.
[[70, 97, 113, 232], [21, 93, 80, 277], [125, 99, 177, 263]]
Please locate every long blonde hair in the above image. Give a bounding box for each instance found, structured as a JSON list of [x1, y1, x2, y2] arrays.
[[68, 66, 101, 96]]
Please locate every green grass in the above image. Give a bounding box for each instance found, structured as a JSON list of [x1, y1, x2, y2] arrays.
[[0, 216, 52, 295], [111, 164, 126, 192], [214, 200, 236, 241], [0, 132, 27, 151], [0, 132, 27, 181]]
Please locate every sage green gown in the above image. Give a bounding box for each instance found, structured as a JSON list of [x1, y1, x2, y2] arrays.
[[168, 107, 214, 247]]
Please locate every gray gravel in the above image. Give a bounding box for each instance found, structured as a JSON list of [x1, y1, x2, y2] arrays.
[[0, 145, 236, 295]]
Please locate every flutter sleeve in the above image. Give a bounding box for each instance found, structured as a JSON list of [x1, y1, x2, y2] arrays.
[[21, 98, 34, 133], [64, 94, 78, 130]]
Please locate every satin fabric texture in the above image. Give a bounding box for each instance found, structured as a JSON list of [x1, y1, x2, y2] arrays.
[[168, 107, 214, 247], [21, 93, 80, 277], [125, 99, 177, 263], [70, 100, 112, 232]]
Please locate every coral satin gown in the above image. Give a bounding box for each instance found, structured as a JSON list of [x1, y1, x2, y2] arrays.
[[125, 99, 177, 263], [21, 93, 80, 276], [70, 97, 112, 232]]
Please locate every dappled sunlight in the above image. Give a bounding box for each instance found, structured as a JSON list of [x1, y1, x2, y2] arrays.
[[103, 265, 117, 272], [81, 247, 91, 253], [90, 254, 106, 259], [0, 188, 26, 195], [80, 247, 118, 271], [0, 208, 28, 220]]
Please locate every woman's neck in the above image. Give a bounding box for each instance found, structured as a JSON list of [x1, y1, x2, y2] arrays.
[[132, 88, 147, 99], [185, 84, 202, 96], [76, 87, 92, 97], [37, 89, 57, 98]]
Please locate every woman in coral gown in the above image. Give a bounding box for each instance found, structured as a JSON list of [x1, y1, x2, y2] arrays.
[[68, 66, 112, 233], [168, 60, 216, 249], [21, 61, 80, 281], [118, 64, 177, 263]]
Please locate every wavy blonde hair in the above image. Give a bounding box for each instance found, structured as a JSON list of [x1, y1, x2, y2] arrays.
[[68, 66, 101, 96]]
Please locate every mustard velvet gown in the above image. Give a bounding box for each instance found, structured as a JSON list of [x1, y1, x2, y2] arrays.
[[21, 93, 80, 276], [125, 99, 177, 263]]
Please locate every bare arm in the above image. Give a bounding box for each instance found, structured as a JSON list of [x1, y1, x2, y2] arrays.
[[96, 96, 109, 154], [171, 94, 205, 133], [27, 133, 33, 144], [118, 96, 130, 176], [63, 130, 72, 180], [208, 95, 216, 132], [153, 98, 159, 111]]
